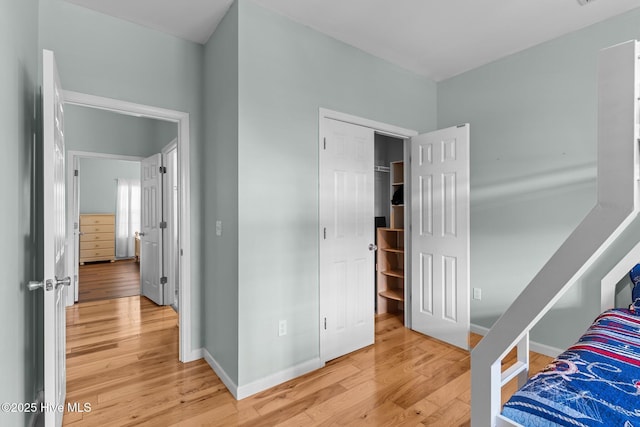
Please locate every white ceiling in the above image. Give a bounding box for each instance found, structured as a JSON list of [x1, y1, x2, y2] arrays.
[[63, 0, 640, 81]]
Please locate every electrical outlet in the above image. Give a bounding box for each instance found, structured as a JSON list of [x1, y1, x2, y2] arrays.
[[278, 320, 287, 336], [473, 288, 482, 300], [215, 220, 222, 236]]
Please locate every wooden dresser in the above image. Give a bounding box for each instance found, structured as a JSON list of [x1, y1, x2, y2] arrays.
[[79, 214, 116, 264]]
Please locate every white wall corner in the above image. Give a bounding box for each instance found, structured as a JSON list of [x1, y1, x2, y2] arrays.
[[236, 358, 324, 400], [471, 324, 562, 359], [203, 349, 239, 399]]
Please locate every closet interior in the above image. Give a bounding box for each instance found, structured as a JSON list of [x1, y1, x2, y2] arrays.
[[374, 133, 406, 323]]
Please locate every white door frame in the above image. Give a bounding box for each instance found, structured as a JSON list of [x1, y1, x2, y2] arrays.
[[65, 151, 144, 305], [63, 90, 195, 363], [318, 108, 417, 362]]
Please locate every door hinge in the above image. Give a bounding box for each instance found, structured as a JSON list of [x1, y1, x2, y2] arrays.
[[74, 222, 78, 230], [323, 137, 326, 150], [159, 166, 167, 174], [74, 169, 78, 177], [159, 221, 167, 229], [160, 276, 168, 285], [323, 227, 327, 240], [324, 317, 327, 330]]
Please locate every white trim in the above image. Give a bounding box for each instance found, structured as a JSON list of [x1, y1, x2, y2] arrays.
[[236, 358, 323, 400], [497, 414, 523, 427], [471, 324, 562, 358], [189, 348, 204, 360], [600, 239, 640, 311], [203, 348, 238, 398], [67, 150, 145, 161], [318, 108, 418, 363], [319, 108, 418, 139], [62, 91, 194, 364]]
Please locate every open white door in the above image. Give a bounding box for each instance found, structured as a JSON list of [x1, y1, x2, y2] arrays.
[[411, 124, 470, 350], [162, 140, 179, 308], [140, 153, 165, 305], [38, 49, 69, 427], [320, 118, 375, 362]]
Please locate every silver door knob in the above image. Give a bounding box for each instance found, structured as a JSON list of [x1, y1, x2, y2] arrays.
[[368, 244, 377, 251], [55, 276, 71, 289]]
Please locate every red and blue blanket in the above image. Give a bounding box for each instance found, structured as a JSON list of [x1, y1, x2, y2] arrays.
[[502, 309, 640, 426]]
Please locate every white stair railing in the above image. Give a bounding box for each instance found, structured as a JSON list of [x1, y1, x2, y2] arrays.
[[471, 40, 640, 427]]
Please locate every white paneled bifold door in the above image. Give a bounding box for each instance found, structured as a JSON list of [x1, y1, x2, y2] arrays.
[[411, 125, 470, 350], [40, 49, 68, 427], [320, 118, 376, 362], [140, 153, 165, 306]]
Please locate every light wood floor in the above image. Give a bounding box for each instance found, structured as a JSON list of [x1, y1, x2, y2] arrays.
[[78, 259, 140, 302], [64, 298, 553, 426]]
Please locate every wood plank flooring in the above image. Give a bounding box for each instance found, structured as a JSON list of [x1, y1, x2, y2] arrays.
[[64, 298, 553, 426], [78, 259, 140, 302]]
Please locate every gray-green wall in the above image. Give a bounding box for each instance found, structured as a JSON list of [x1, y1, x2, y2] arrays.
[[0, 0, 41, 425], [79, 158, 140, 214], [203, 0, 240, 384], [39, 0, 204, 349], [234, 0, 437, 387], [438, 8, 640, 349], [65, 104, 176, 157]]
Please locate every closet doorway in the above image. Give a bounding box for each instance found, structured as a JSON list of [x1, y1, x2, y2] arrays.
[[319, 108, 471, 363], [319, 109, 416, 363]]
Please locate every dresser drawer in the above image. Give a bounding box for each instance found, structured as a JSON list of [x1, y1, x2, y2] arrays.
[[80, 214, 115, 226], [80, 248, 114, 259], [80, 240, 114, 251], [80, 224, 115, 234], [80, 232, 114, 243]]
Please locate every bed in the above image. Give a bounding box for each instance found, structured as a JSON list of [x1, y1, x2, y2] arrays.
[[502, 308, 640, 426]]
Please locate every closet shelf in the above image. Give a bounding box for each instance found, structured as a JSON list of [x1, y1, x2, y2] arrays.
[[377, 160, 405, 322], [379, 289, 404, 302], [381, 269, 404, 279], [381, 247, 404, 254]]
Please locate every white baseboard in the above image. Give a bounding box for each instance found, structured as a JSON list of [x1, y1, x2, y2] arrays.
[[203, 349, 239, 398], [184, 347, 203, 362], [236, 358, 323, 400], [471, 324, 562, 358], [202, 349, 323, 400]]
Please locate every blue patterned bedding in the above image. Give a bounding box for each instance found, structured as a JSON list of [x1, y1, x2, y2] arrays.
[[502, 309, 640, 426]]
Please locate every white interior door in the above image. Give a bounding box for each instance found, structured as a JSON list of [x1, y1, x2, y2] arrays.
[[320, 118, 375, 362], [42, 49, 69, 427], [162, 140, 179, 308], [411, 124, 470, 350], [72, 157, 79, 303], [140, 153, 164, 305]]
